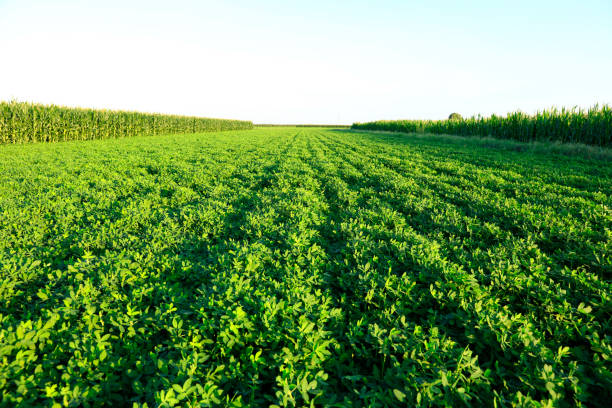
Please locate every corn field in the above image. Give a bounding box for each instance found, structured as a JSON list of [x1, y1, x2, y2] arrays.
[[0, 101, 253, 144], [352, 105, 612, 146]]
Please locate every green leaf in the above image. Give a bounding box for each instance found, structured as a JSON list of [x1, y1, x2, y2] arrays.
[[37, 290, 49, 301], [393, 389, 406, 402]]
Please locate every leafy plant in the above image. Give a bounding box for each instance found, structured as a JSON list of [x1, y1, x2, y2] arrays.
[[0, 127, 610, 406]]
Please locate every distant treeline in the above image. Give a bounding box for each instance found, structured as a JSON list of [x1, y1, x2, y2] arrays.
[[0, 101, 253, 144], [255, 124, 350, 128], [352, 105, 612, 146]]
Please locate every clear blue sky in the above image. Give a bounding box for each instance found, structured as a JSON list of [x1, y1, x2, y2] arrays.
[[1, 0, 611, 124]]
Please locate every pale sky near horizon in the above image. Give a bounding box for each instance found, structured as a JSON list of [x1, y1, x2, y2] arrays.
[[0, 0, 611, 124]]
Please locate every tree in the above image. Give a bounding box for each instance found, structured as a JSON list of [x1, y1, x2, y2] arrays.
[[448, 113, 463, 121]]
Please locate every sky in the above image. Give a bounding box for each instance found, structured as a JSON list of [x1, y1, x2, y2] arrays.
[[0, 0, 611, 124]]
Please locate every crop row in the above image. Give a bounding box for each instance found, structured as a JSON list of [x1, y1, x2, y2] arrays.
[[352, 105, 612, 146], [0, 128, 610, 406], [0, 101, 253, 144]]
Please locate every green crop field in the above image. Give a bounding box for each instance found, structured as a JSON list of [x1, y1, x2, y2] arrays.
[[0, 101, 253, 144], [0, 127, 610, 407], [352, 105, 612, 147]]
